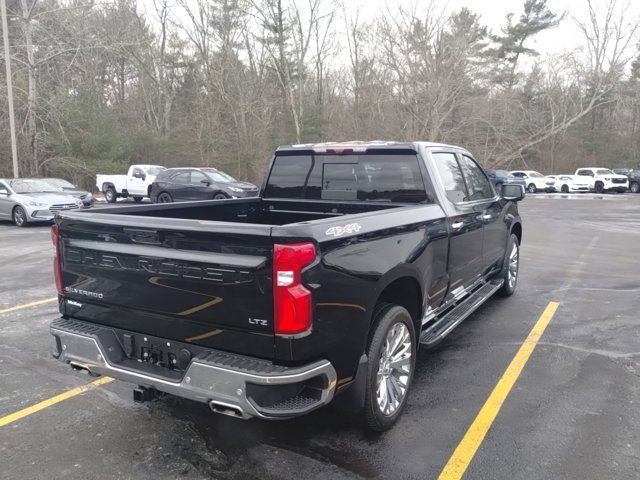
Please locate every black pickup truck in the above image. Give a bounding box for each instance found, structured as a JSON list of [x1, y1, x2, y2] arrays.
[[50, 142, 524, 431]]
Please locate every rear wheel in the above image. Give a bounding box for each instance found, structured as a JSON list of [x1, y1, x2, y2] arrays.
[[133, 196, 143, 202], [12, 206, 27, 227], [527, 183, 537, 194], [630, 181, 639, 193], [104, 187, 117, 203], [363, 304, 416, 432], [157, 192, 173, 203], [213, 193, 228, 200]]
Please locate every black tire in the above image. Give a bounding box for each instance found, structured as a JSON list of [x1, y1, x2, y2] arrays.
[[104, 187, 117, 203], [527, 183, 537, 194], [12, 206, 27, 227], [594, 182, 604, 194], [133, 196, 143, 202], [157, 192, 173, 203], [213, 193, 228, 200], [630, 181, 640, 194], [498, 233, 519, 297], [363, 304, 416, 432], [561, 184, 569, 193]]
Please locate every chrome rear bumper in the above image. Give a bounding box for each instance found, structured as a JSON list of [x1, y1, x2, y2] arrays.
[[51, 318, 337, 419]]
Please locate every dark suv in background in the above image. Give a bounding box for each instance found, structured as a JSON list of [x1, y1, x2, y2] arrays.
[[150, 167, 259, 202], [613, 169, 640, 193], [485, 169, 527, 190]]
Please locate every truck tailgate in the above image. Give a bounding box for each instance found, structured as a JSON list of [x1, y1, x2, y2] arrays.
[[56, 214, 274, 359]]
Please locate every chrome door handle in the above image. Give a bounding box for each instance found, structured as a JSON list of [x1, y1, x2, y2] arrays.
[[479, 214, 492, 221], [451, 221, 464, 230]]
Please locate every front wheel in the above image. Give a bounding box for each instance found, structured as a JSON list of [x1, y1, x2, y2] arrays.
[[594, 182, 604, 194], [499, 233, 519, 296], [12, 206, 27, 227], [363, 304, 416, 432], [527, 183, 537, 194], [561, 184, 569, 193], [213, 193, 228, 200], [630, 181, 640, 194]]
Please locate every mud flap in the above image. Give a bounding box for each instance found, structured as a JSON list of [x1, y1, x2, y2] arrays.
[[331, 354, 368, 413]]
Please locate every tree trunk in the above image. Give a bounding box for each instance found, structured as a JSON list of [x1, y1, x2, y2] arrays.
[[20, 0, 37, 175]]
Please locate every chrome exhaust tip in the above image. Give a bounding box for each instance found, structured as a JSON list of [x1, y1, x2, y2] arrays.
[[209, 400, 244, 418]]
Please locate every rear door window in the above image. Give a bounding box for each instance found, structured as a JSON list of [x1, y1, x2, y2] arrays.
[[172, 171, 191, 183]]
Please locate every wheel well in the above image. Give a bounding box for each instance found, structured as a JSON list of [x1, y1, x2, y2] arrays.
[[511, 222, 522, 244], [375, 277, 422, 336], [102, 182, 114, 192]]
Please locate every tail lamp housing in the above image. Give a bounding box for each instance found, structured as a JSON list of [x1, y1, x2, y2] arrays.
[[273, 242, 316, 335], [51, 223, 63, 294]]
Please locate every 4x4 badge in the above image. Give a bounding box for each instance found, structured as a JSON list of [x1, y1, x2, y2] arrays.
[[325, 223, 362, 237]]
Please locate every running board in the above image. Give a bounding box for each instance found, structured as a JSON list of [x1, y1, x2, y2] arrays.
[[420, 279, 504, 346]]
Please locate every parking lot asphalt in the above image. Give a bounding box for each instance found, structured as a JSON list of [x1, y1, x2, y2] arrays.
[[1, 194, 639, 480]]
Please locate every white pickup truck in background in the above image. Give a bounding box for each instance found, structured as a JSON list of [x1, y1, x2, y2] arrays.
[[96, 165, 166, 203], [575, 167, 629, 193]]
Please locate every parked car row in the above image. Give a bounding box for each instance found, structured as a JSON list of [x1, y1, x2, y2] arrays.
[[96, 164, 260, 203], [1, 163, 258, 227], [487, 167, 636, 194]]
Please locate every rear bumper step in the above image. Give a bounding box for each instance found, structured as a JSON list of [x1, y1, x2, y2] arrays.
[[50, 318, 337, 419]]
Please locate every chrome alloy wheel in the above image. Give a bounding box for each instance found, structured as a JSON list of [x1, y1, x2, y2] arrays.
[[508, 241, 519, 289], [376, 322, 412, 416]]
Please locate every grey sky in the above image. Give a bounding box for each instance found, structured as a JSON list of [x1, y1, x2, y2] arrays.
[[343, 0, 639, 57], [141, 0, 640, 62]]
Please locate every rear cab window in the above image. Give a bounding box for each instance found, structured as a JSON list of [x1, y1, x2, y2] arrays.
[[263, 151, 431, 203]]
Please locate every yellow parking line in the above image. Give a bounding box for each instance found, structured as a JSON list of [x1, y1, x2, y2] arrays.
[[438, 301, 560, 480], [0, 297, 57, 315], [0, 377, 114, 428]]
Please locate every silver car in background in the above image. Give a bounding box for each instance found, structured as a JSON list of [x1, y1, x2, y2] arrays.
[[0, 178, 84, 227], [36, 177, 95, 207]]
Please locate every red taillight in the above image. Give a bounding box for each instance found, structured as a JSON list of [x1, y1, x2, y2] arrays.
[[51, 224, 63, 294], [273, 242, 316, 335]]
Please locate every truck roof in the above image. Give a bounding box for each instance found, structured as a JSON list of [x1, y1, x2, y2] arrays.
[[276, 140, 467, 153]]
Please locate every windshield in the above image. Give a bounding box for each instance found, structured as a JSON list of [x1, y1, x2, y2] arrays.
[[529, 172, 544, 178], [10, 179, 60, 193], [43, 178, 75, 189], [596, 169, 613, 175], [146, 166, 166, 175], [201, 168, 236, 183]]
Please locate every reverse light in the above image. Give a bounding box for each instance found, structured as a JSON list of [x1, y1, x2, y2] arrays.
[[273, 242, 316, 335], [51, 224, 63, 294]]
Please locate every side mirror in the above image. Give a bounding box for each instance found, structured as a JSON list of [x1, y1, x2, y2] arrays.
[[502, 184, 525, 202], [0, 188, 8, 196], [200, 179, 210, 186]]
